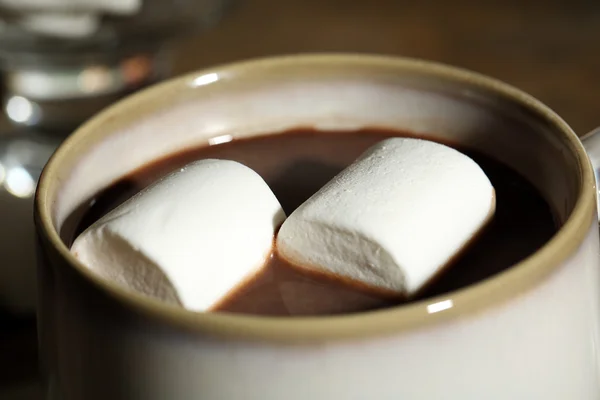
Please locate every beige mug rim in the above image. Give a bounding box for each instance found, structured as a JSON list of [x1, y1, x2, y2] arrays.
[[35, 53, 596, 343]]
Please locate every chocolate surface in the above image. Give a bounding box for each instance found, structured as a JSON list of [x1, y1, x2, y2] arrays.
[[73, 129, 557, 316]]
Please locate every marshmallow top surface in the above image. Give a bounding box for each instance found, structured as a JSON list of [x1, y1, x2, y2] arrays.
[[71, 159, 286, 311], [276, 138, 495, 296]]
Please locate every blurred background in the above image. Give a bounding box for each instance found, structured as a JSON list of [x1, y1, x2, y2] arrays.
[[1, 0, 599, 398]]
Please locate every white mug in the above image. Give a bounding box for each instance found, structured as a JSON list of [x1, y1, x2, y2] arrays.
[[35, 54, 600, 399]]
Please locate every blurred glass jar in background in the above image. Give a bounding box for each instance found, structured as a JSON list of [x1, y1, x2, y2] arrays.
[[0, 0, 233, 131], [0, 0, 233, 316], [0, 131, 59, 315]]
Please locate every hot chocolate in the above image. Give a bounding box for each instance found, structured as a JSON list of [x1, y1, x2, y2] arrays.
[[71, 128, 557, 316]]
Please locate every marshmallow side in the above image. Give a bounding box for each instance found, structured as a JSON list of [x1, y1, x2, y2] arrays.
[[71, 159, 286, 311], [276, 138, 495, 296]]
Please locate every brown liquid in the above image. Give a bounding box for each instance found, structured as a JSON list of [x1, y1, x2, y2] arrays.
[[72, 129, 558, 316], [209, 253, 402, 316]]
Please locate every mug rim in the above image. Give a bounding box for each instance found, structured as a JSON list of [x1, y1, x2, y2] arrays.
[[35, 53, 596, 342]]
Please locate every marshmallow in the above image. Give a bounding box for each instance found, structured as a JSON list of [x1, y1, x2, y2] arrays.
[[71, 159, 286, 311], [276, 138, 495, 297]]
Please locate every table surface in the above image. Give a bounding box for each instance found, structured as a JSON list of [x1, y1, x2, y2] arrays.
[[2, 0, 600, 398]]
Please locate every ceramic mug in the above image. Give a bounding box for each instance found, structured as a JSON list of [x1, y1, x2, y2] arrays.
[[34, 54, 600, 399]]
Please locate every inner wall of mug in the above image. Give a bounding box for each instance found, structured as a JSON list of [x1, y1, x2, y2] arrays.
[[52, 63, 579, 245]]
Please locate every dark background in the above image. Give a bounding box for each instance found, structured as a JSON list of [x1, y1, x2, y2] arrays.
[[170, 0, 600, 135]]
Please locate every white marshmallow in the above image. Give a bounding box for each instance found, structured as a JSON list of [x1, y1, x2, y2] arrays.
[[71, 159, 286, 311], [276, 138, 495, 297]]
